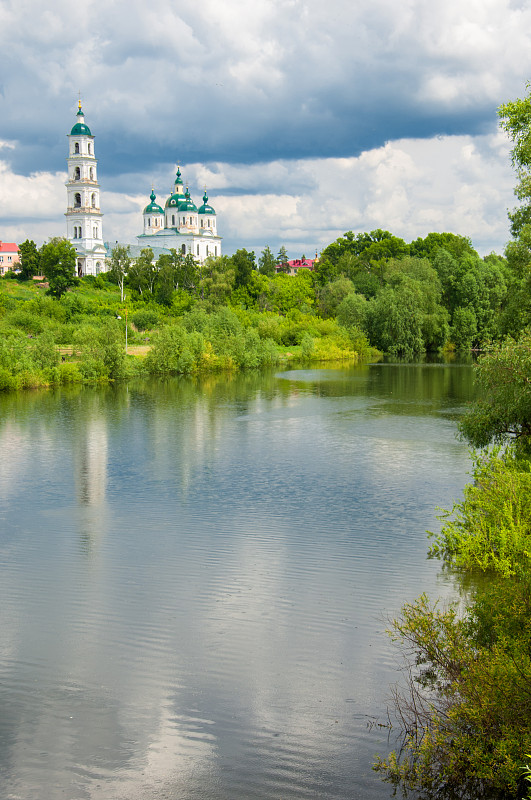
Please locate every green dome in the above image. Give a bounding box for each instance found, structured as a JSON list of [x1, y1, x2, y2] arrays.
[[71, 106, 91, 135], [71, 122, 92, 135], [174, 167, 183, 187], [178, 188, 197, 213], [144, 190, 163, 214], [165, 191, 185, 208], [198, 191, 216, 215]]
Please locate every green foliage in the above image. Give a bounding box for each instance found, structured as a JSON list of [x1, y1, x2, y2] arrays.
[[499, 83, 531, 235], [198, 255, 235, 308], [429, 449, 531, 576], [365, 284, 424, 357], [451, 305, 477, 350], [18, 239, 41, 280], [109, 244, 131, 302], [317, 276, 354, 317], [375, 588, 531, 799], [131, 308, 160, 331], [231, 248, 256, 289], [40, 238, 78, 298], [73, 321, 127, 381], [459, 332, 531, 452], [144, 325, 205, 375], [258, 245, 276, 276]]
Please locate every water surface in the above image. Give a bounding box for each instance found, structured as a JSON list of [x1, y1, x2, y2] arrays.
[[0, 362, 474, 799]]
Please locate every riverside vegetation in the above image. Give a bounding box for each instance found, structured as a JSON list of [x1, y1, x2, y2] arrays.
[[374, 83, 531, 800], [2, 216, 530, 393]]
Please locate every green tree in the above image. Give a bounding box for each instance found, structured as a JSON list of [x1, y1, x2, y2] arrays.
[[39, 238, 78, 299], [317, 276, 354, 317], [127, 247, 156, 298], [499, 83, 531, 236], [258, 246, 276, 276], [198, 255, 235, 308], [231, 248, 256, 288], [18, 239, 41, 281], [458, 332, 531, 453], [365, 284, 424, 357], [276, 246, 289, 273], [109, 244, 131, 302]]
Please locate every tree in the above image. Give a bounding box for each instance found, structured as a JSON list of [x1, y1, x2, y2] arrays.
[[317, 275, 354, 317], [197, 255, 235, 308], [109, 244, 131, 302], [39, 238, 78, 299], [127, 247, 156, 298], [276, 246, 289, 273], [18, 239, 41, 281], [499, 83, 531, 236], [258, 246, 276, 276], [458, 332, 531, 453], [231, 248, 256, 289]]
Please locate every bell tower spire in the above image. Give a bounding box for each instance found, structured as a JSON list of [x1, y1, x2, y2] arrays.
[[65, 101, 107, 277]]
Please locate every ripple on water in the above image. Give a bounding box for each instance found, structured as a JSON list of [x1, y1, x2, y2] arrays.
[[0, 364, 473, 800]]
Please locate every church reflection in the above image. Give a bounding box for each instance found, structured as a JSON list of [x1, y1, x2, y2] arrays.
[[73, 400, 109, 554]]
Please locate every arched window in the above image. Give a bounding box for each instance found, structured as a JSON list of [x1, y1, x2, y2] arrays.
[[147, 218, 150, 227], [93, 226, 97, 238], [74, 167, 80, 180], [181, 244, 186, 255], [88, 143, 92, 155], [74, 142, 80, 154], [172, 215, 175, 226], [96, 262, 101, 274], [197, 245, 199, 255], [215, 246, 218, 256], [189, 217, 193, 226], [74, 193, 81, 208], [89, 167, 94, 180], [91, 193, 96, 208]]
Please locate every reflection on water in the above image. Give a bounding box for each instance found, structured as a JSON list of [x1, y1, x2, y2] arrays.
[[0, 363, 475, 800]]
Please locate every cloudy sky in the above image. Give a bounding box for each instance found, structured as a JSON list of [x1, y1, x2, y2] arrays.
[[1, 0, 531, 257]]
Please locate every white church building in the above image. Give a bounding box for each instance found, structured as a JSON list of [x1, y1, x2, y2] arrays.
[[65, 102, 107, 276], [65, 103, 221, 274]]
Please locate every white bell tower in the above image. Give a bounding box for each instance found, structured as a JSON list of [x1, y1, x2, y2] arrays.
[[65, 101, 107, 276]]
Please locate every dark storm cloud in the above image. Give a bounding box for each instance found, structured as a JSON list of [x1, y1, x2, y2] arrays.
[[2, 0, 530, 179]]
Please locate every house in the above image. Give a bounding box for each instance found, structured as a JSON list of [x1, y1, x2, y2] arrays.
[[275, 258, 317, 276], [0, 241, 20, 275]]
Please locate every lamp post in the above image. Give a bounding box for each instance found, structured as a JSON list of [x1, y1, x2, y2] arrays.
[[117, 308, 128, 354]]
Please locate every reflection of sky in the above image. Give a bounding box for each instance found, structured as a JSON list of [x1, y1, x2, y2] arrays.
[[0, 366, 473, 800]]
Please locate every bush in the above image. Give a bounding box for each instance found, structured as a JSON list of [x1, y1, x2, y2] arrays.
[[131, 308, 161, 331], [428, 448, 531, 576]]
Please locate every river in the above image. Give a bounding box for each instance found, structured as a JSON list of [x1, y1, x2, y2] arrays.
[[0, 361, 474, 800]]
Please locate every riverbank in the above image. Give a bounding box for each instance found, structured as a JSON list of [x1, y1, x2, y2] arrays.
[[0, 277, 379, 392]]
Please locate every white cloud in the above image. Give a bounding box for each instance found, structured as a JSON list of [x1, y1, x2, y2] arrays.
[[0, 129, 514, 256]]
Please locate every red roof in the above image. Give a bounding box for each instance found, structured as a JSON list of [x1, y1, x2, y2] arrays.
[[287, 259, 315, 268], [0, 241, 19, 253]]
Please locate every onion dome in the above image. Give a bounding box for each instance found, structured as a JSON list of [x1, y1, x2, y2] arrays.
[[174, 167, 183, 188], [70, 101, 92, 136], [144, 190, 163, 214], [178, 188, 198, 212], [198, 190, 216, 215]]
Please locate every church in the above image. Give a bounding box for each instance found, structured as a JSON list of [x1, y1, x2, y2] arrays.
[[65, 103, 221, 276]]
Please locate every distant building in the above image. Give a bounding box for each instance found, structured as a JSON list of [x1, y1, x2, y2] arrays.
[[0, 241, 20, 275], [275, 258, 317, 276], [65, 102, 107, 277]]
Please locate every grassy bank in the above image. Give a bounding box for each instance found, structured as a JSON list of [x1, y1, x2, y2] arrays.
[[0, 277, 379, 391]]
